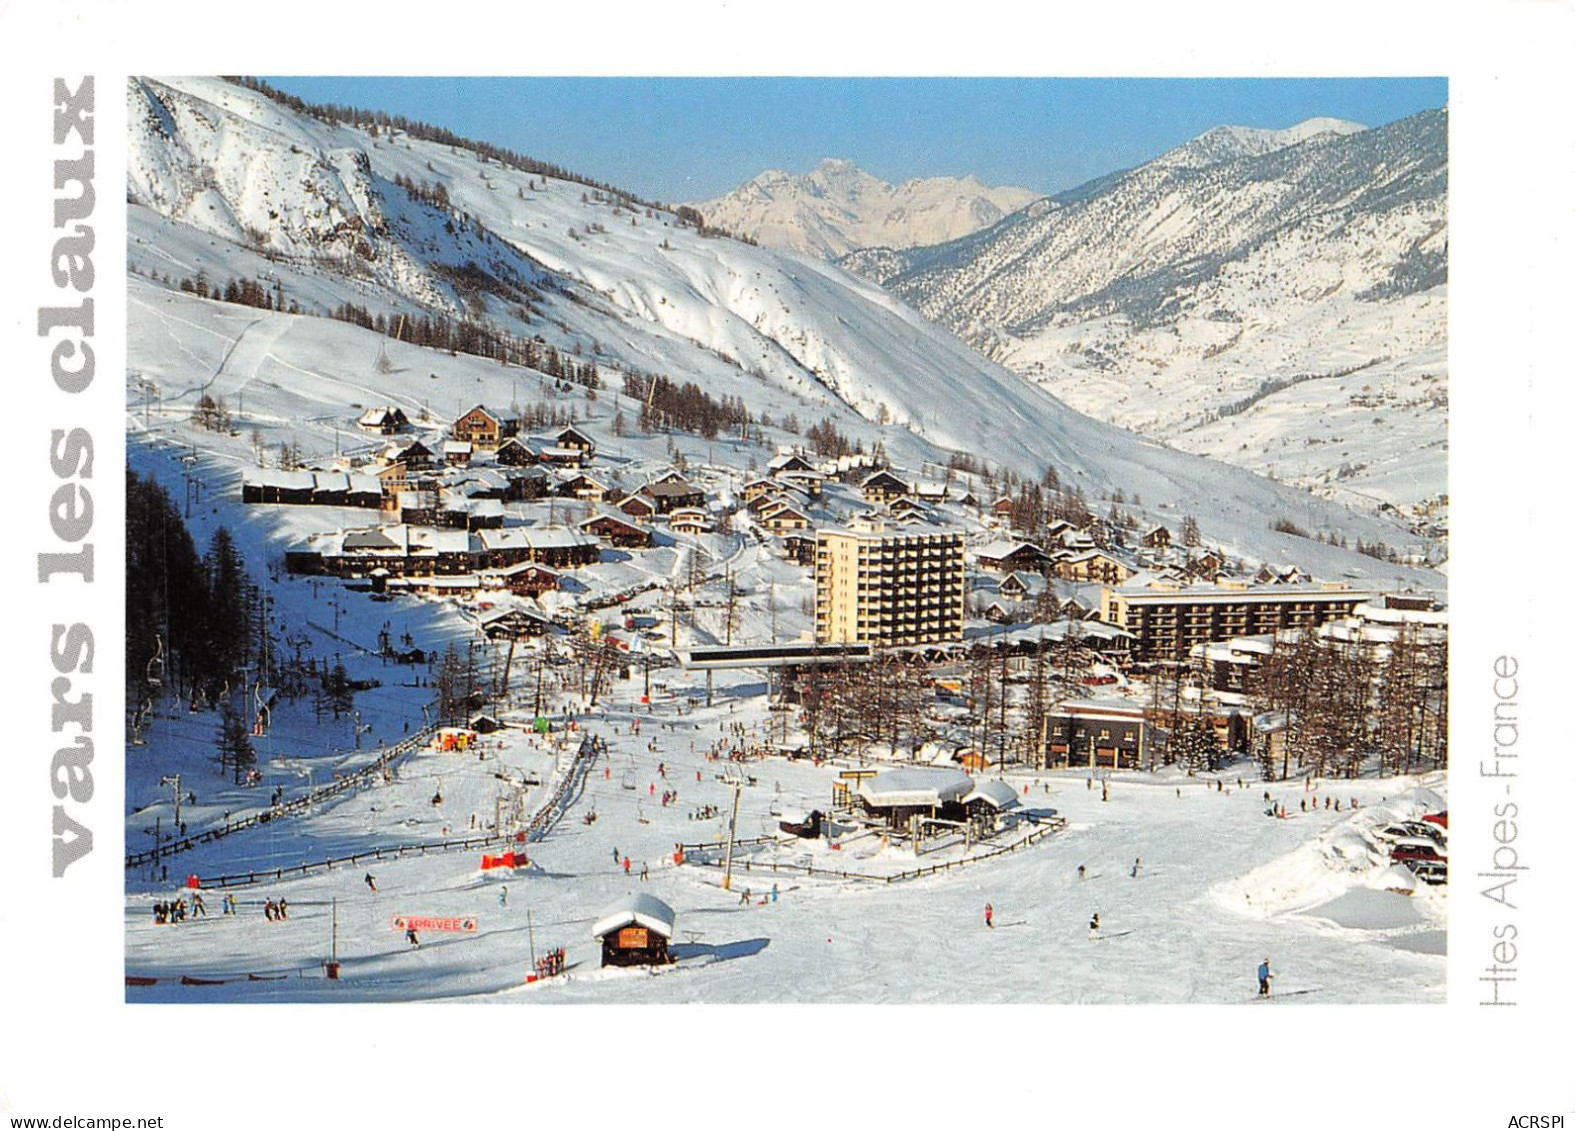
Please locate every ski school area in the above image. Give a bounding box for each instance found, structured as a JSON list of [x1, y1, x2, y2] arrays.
[[124, 658, 1445, 1004]]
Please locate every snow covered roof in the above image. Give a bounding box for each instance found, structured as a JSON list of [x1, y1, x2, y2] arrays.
[[964, 779, 1020, 810], [478, 526, 597, 552], [243, 468, 317, 491], [591, 893, 676, 941], [858, 768, 974, 809], [974, 539, 1044, 560]]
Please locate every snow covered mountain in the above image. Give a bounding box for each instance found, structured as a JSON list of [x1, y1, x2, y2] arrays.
[[844, 112, 1447, 511], [126, 77, 1437, 578], [689, 158, 1041, 260]]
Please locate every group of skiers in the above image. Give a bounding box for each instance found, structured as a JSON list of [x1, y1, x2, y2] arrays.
[[737, 883, 778, 906], [534, 947, 566, 978], [152, 891, 247, 923], [263, 898, 289, 921]]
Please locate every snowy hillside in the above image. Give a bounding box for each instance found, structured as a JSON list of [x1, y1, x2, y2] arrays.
[[845, 111, 1448, 511], [126, 76, 1437, 574], [120, 78, 1449, 1009], [689, 157, 1041, 260]]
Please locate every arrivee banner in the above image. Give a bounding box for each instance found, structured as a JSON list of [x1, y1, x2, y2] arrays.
[[391, 915, 477, 933]]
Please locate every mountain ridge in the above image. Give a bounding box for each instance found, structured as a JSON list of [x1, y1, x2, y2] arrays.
[[125, 75, 1439, 581], [689, 158, 1041, 260], [841, 108, 1447, 510]]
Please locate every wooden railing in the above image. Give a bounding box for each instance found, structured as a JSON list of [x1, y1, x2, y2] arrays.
[[154, 734, 602, 890], [126, 728, 439, 870], [682, 817, 1066, 885]]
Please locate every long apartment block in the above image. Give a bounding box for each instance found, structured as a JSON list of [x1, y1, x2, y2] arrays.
[[1102, 579, 1377, 661]]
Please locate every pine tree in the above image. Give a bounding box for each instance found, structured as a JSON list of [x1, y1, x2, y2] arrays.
[[216, 700, 256, 783], [202, 527, 252, 683], [327, 661, 355, 719]]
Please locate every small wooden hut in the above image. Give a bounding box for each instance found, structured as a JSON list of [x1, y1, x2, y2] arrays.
[[591, 893, 676, 968]]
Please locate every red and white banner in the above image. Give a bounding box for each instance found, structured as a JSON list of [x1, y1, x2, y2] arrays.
[[391, 915, 477, 933]]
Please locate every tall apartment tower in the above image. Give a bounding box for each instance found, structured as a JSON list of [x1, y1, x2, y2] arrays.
[[814, 520, 966, 646]]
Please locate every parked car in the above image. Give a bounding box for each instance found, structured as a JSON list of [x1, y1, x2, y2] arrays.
[[1402, 858, 1448, 884], [1375, 821, 1446, 846], [1391, 842, 1446, 864], [1422, 810, 1448, 829]]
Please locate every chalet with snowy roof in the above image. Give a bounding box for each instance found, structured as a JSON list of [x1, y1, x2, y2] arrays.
[[963, 779, 1021, 828], [912, 479, 949, 503], [992, 496, 1015, 519], [998, 571, 1048, 601], [495, 436, 539, 467], [241, 469, 381, 509], [592, 893, 675, 968], [855, 768, 974, 828], [479, 607, 556, 640], [984, 599, 1020, 624], [1255, 564, 1308, 585], [557, 473, 610, 502], [483, 561, 561, 598], [890, 495, 938, 521], [613, 491, 657, 521], [759, 502, 811, 535], [552, 425, 597, 457], [580, 512, 654, 549], [451, 405, 517, 450], [386, 438, 434, 470], [453, 469, 511, 500], [640, 479, 705, 514], [748, 487, 810, 516], [357, 405, 410, 435], [668, 507, 712, 536], [530, 441, 587, 468], [241, 469, 317, 505], [442, 440, 473, 466], [776, 467, 826, 496], [742, 477, 780, 503], [477, 526, 600, 570], [861, 469, 911, 505], [1055, 550, 1136, 585], [287, 524, 475, 578], [1186, 550, 1226, 578], [974, 539, 1049, 574], [1141, 525, 1172, 550], [767, 452, 817, 476]]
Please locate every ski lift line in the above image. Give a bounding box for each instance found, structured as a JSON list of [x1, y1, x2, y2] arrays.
[[123, 725, 441, 869]]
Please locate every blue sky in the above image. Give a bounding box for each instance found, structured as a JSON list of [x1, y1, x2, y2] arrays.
[[261, 76, 1447, 202]]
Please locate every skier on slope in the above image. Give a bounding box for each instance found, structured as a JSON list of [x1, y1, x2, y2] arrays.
[[984, 903, 994, 929], [499, 885, 508, 907], [1258, 957, 1273, 997], [1130, 857, 1142, 878], [1088, 912, 1101, 941], [364, 873, 377, 893]]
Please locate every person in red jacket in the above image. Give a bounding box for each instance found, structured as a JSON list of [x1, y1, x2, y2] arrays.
[[984, 903, 994, 929]]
